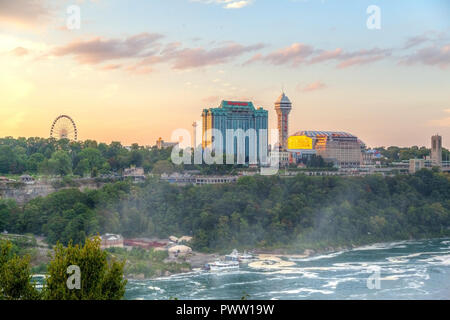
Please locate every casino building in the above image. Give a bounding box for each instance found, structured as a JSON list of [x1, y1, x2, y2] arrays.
[[288, 130, 364, 168], [201, 100, 268, 163]]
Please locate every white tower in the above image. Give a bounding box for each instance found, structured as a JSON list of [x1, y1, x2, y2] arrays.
[[192, 121, 198, 148], [275, 92, 292, 151]]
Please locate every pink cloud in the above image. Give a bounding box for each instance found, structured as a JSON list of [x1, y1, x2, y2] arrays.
[[309, 48, 342, 64], [248, 43, 314, 66], [10, 46, 29, 56], [168, 42, 265, 69], [249, 43, 390, 68], [399, 44, 450, 69], [299, 81, 327, 92], [52, 33, 164, 64], [0, 0, 51, 29]]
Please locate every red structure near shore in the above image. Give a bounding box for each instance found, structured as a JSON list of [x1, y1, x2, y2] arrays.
[[124, 239, 166, 249]]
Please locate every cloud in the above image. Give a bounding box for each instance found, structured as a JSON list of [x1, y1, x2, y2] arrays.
[[299, 81, 327, 92], [191, 0, 254, 9], [248, 43, 391, 68], [50, 33, 263, 72], [100, 64, 122, 71], [224, 1, 252, 9], [167, 42, 264, 69], [10, 46, 29, 56], [0, 0, 51, 29], [336, 48, 391, 68], [247, 43, 314, 66], [399, 44, 450, 69], [52, 33, 164, 64], [428, 109, 450, 127], [403, 35, 431, 50], [309, 48, 342, 64]]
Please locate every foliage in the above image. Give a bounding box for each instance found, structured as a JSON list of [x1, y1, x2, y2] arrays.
[[0, 137, 172, 177], [42, 237, 127, 300], [0, 237, 127, 300], [106, 247, 190, 278], [1, 169, 450, 252], [375, 146, 450, 163], [0, 241, 40, 300]]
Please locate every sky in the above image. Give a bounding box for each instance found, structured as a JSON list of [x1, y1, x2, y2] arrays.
[[0, 0, 449, 148]]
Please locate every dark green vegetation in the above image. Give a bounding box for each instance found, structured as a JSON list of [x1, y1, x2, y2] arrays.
[[375, 146, 450, 164], [0, 137, 172, 177], [0, 237, 126, 300], [106, 247, 191, 278], [1, 170, 449, 252]]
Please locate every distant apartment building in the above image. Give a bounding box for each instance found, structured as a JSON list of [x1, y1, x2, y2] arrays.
[[362, 149, 382, 165], [269, 150, 291, 167], [409, 159, 426, 174], [160, 172, 238, 185], [123, 166, 145, 181], [201, 100, 268, 163], [156, 137, 178, 149]]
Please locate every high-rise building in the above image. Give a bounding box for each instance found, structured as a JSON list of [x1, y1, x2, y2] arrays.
[[431, 134, 442, 167], [201, 100, 268, 162], [274, 92, 292, 151]]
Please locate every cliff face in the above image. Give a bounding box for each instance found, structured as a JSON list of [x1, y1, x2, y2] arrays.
[[0, 179, 104, 204]]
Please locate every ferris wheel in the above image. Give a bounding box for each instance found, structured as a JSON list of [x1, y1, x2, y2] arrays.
[[50, 115, 78, 141]]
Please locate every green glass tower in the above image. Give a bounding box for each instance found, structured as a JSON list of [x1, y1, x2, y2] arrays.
[[201, 100, 268, 163]]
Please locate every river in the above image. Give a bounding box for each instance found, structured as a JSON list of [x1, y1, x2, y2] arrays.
[[124, 238, 450, 300]]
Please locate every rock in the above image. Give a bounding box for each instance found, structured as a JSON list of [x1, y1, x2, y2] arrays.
[[303, 249, 315, 256], [164, 271, 171, 276], [135, 273, 145, 280]]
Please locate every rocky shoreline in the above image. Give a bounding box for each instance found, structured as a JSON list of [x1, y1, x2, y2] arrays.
[[125, 246, 353, 280]]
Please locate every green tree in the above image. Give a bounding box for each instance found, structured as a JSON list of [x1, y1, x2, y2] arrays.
[[46, 150, 73, 176], [42, 237, 127, 300], [0, 241, 40, 300]]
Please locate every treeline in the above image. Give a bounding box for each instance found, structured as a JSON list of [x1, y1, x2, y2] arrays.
[[1, 170, 449, 252], [375, 146, 450, 163], [0, 136, 172, 177]]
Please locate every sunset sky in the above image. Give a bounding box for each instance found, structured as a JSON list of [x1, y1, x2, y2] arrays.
[[0, 0, 449, 148]]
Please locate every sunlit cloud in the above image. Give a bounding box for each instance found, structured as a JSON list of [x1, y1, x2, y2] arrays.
[[168, 42, 265, 69], [247, 43, 314, 66], [399, 44, 450, 69], [10, 46, 29, 56], [52, 33, 164, 64], [298, 81, 327, 92], [247, 42, 391, 68], [0, 0, 52, 30], [191, 0, 254, 9], [428, 109, 450, 127]]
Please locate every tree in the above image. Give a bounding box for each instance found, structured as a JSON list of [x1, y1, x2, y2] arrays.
[[46, 150, 73, 176], [152, 160, 175, 174], [77, 148, 106, 175], [42, 237, 127, 300], [0, 241, 40, 300]]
